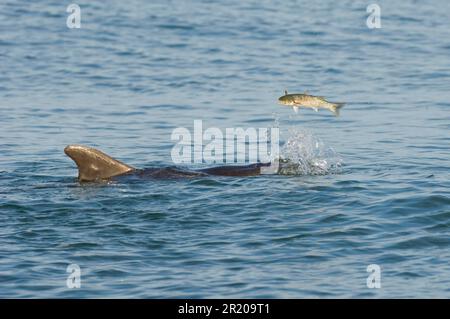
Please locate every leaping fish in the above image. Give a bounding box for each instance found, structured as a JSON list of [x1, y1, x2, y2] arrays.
[[278, 90, 345, 116]]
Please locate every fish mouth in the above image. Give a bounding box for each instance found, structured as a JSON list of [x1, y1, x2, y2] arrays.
[[278, 100, 292, 106]]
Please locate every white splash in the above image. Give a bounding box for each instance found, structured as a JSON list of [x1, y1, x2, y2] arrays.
[[278, 128, 343, 175]]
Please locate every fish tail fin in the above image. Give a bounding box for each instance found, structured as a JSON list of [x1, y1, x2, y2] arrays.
[[64, 145, 134, 182], [330, 102, 345, 117]]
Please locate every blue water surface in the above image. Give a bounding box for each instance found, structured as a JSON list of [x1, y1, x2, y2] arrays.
[[0, 0, 449, 298]]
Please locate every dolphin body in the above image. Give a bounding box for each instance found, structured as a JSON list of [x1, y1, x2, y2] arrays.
[[64, 145, 271, 182]]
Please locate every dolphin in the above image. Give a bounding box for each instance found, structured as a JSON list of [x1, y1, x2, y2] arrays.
[[64, 145, 272, 182]]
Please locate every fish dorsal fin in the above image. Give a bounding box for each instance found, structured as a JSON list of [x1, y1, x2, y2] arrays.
[[64, 145, 135, 182]]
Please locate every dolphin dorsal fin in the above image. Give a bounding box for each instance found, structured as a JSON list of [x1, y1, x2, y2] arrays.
[[64, 145, 135, 181]]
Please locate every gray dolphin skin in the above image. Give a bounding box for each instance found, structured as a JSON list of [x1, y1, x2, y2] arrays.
[[64, 145, 271, 182]]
